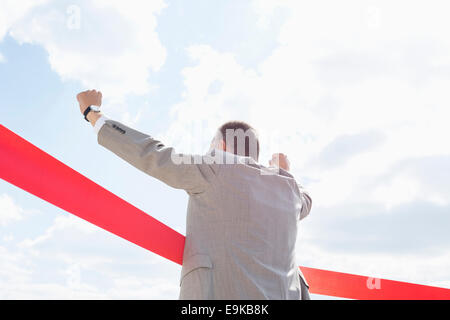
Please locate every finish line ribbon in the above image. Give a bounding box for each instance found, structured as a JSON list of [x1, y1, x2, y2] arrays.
[[0, 124, 185, 264], [300, 267, 450, 300], [1, 124, 449, 300]]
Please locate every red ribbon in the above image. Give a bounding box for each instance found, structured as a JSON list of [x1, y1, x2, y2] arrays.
[[0, 125, 185, 264], [300, 266, 450, 300], [1, 124, 449, 299]]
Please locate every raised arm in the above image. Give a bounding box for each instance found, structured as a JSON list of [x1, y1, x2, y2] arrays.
[[76, 90, 217, 195], [269, 153, 312, 220]]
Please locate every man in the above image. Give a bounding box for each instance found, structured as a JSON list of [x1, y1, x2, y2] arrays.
[[76, 89, 312, 299]]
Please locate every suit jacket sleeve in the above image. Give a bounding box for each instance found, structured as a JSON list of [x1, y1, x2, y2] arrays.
[[296, 182, 312, 220], [97, 119, 217, 195]]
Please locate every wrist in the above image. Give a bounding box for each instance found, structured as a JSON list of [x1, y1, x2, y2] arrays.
[[86, 111, 102, 126]]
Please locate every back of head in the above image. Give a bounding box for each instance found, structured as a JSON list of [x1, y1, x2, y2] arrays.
[[217, 120, 260, 162]]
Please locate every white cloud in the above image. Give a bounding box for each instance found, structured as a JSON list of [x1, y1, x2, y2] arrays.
[[2, 213, 181, 299], [18, 214, 98, 251], [0, 0, 45, 64], [0, 194, 25, 226], [163, 1, 450, 210], [0, 274, 179, 299], [1, 0, 167, 103], [251, 0, 290, 29], [0, 0, 48, 39], [120, 108, 144, 128], [0, 246, 33, 292]]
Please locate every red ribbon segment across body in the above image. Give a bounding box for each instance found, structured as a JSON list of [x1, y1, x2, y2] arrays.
[[1, 124, 449, 300]]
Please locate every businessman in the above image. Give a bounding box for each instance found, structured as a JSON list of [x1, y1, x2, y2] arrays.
[[76, 89, 312, 300]]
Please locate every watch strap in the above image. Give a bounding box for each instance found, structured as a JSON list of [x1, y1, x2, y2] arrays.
[[83, 106, 92, 122]]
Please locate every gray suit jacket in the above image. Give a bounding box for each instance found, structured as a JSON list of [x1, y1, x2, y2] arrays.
[[98, 119, 312, 300]]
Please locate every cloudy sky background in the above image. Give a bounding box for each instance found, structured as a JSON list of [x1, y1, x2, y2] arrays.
[[1, 0, 449, 299]]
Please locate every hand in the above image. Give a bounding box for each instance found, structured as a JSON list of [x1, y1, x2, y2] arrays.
[[76, 89, 102, 115], [269, 153, 290, 171]]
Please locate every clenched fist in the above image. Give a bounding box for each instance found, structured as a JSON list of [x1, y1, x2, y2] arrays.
[[269, 153, 290, 171], [76, 89, 102, 115]]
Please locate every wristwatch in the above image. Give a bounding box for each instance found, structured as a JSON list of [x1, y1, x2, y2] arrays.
[[83, 105, 100, 122]]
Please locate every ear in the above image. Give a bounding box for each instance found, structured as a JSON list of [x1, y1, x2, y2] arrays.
[[219, 140, 226, 151]]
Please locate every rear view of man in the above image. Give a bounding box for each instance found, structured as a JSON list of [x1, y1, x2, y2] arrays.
[[76, 89, 312, 299]]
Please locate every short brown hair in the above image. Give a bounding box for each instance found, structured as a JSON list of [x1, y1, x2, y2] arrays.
[[218, 121, 260, 161]]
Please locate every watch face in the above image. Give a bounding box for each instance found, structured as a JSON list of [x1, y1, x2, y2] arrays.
[[90, 106, 100, 112]]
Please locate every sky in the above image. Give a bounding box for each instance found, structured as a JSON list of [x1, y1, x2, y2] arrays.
[[1, 0, 450, 299]]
